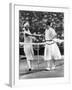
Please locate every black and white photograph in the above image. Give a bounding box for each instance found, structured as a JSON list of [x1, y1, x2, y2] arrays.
[[19, 10, 64, 79]]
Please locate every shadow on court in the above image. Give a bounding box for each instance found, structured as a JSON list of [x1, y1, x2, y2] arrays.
[[19, 56, 64, 79]]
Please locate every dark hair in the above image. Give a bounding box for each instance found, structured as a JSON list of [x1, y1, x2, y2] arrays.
[[23, 21, 26, 26], [46, 21, 51, 26]]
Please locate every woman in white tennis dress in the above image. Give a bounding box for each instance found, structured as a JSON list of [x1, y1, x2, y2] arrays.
[[44, 22, 61, 70], [23, 22, 34, 71]]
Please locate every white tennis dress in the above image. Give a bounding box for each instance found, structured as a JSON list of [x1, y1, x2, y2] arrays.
[[24, 29, 34, 60], [44, 27, 61, 61]]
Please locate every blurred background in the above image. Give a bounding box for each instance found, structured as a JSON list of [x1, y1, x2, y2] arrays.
[[19, 10, 64, 56]]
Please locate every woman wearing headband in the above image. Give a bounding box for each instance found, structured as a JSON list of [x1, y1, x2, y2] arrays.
[[44, 21, 61, 70]]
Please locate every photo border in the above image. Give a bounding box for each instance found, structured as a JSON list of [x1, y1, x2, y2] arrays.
[[10, 3, 70, 87]]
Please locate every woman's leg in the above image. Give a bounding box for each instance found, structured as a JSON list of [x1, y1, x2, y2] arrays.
[[46, 60, 51, 70], [27, 60, 31, 71], [51, 59, 56, 70], [46, 59, 56, 70]]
